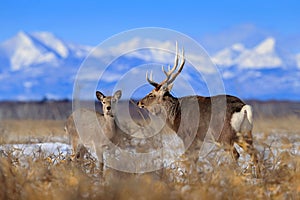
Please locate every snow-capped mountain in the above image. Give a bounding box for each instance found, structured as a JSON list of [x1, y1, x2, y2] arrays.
[[0, 31, 299, 101], [212, 37, 300, 100], [212, 37, 283, 69], [0, 31, 92, 72], [0, 31, 93, 100]]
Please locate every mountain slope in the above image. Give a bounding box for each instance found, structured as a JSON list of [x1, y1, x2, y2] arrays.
[[0, 31, 92, 100], [212, 37, 283, 69], [0, 31, 299, 100], [212, 37, 300, 100]]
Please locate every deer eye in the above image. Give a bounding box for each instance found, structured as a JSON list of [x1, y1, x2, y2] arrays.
[[149, 94, 154, 98]]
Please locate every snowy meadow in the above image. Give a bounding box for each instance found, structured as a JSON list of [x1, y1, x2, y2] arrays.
[[1, 115, 300, 199]]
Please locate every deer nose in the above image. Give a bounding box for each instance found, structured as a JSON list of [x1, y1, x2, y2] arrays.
[[107, 106, 111, 111]]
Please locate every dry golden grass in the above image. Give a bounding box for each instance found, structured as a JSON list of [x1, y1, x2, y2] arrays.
[[1, 145, 300, 199], [2, 116, 299, 143], [0, 120, 66, 144], [0, 117, 300, 199], [253, 115, 300, 135]]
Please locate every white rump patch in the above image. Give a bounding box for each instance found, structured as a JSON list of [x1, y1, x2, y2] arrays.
[[230, 105, 253, 133]]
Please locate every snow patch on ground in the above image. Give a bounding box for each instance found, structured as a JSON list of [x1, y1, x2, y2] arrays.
[[1, 130, 299, 178]]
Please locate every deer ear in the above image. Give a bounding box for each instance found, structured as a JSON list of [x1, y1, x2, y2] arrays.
[[96, 91, 105, 101], [113, 90, 122, 100]]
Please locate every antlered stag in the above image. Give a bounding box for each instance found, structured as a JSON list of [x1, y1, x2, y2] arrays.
[[137, 44, 259, 175], [65, 90, 122, 161]]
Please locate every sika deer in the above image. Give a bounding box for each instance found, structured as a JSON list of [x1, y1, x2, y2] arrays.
[[137, 44, 259, 176], [65, 90, 122, 162]]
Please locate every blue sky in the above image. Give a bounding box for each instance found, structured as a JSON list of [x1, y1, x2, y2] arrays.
[[1, 0, 300, 45]]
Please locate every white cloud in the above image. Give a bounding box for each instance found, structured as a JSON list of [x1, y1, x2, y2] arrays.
[[91, 38, 174, 63], [222, 71, 235, 79], [89, 38, 217, 74], [295, 53, 300, 69], [212, 43, 245, 67], [23, 81, 34, 89], [101, 71, 123, 82], [75, 72, 101, 81], [188, 53, 217, 74]]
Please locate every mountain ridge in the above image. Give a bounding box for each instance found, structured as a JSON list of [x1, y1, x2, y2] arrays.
[[0, 31, 299, 101]]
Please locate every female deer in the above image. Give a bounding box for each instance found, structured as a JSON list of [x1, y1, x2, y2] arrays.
[[65, 90, 122, 161]]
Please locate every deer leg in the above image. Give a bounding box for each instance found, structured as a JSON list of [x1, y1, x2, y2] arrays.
[[70, 135, 79, 161], [231, 146, 240, 161], [76, 144, 88, 160], [235, 131, 260, 177]]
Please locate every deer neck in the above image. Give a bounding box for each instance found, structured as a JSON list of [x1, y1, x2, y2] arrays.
[[163, 96, 181, 132], [104, 115, 116, 138]]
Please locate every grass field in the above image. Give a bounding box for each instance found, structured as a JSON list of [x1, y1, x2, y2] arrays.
[[1, 116, 300, 199]]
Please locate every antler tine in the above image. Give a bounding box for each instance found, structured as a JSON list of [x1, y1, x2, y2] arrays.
[[167, 42, 179, 76], [179, 47, 185, 71], [162, 65, 168, 77], [167, 47, 185, 85], [160, 42, 179, 86], [146, 70, 159, 87], [146, 42, 184, 88]]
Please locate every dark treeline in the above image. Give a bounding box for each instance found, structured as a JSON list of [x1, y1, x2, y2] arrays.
[[0, 100, 72, 120], [246, 100, 300, 118], [0, 100, 299, 120]]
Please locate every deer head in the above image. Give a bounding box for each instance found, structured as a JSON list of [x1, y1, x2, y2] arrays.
[[137, 43, 185, 116], [96, 90, 122, 117]]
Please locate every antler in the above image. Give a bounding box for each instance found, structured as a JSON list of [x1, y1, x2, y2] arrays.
[[161, 42, 179, 79], [163, 46, 185, 85], [146, 71, 159, 87], [146, 42, 185, 88]]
